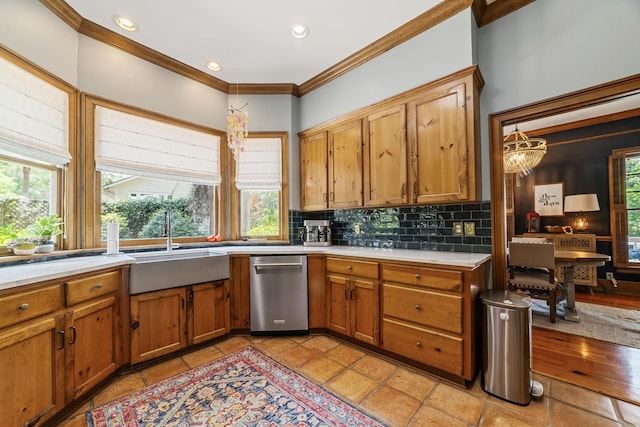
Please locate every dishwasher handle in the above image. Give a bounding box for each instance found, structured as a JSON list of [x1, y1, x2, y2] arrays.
[[253, 262, 304, 273]]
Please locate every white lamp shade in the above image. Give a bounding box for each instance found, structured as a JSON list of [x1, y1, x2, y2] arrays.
[[564, 194, 600, 213]]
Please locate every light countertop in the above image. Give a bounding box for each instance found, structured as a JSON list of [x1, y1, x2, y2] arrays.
[[0, 245, 491, 291]]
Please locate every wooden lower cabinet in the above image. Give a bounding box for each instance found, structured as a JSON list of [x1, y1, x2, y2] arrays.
[[380, 262, 487, 381], [230, 255, 250, 330], [0, 315, 65, 426], [130, 280, 230, 365], [130, 288, 186, 364], [189, 281, 230, 345], [0, 267, 126, 426], [65, 296, 120, 401], [326, 257, 379, 345]]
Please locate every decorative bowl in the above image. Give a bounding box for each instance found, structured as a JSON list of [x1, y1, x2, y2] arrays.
[[545, 225, 572, 234], [13, 245, 36, 255]]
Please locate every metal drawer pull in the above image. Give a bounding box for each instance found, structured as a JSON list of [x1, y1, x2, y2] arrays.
[[416, 342, 422, 348], [414, 274, 420, 279], [69, 326, 77, 344], [18, 303, 29, 310], [415, 304, 422, 310], [347, 265, 352, 270], [95, 283, 103, 289]]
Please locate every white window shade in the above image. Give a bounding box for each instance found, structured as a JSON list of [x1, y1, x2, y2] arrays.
[[235, 137, 282, 190], [0, 56, 71, 167], [95, 106, 221, 185]]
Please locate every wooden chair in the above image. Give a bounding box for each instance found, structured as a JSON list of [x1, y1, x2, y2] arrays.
[[508, 241, 559, 323]]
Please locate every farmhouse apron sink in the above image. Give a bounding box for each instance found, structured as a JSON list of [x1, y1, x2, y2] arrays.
[[129, 249, 230, 294]]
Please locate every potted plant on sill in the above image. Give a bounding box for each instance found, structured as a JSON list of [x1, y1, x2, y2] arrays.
[[30, 215, 64, 253], [0, 224, 20, 256]]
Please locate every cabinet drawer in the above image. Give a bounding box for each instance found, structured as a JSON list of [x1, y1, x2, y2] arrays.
[[382, 318, 462, 376], [383, 283, 462, 334], [382, 264, 462, 292], [66, 271, 121, 306], [0, 285, 63, 329], [327, 257, 379, 279]]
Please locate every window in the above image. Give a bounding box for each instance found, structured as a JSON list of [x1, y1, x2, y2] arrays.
[[0, 47, 77, 248], [83, 95, 224, 248], [610, 147, 640, 268], [231, 133, 288, 240]]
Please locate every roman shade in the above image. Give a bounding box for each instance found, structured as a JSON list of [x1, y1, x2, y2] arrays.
[[235, 137, 282, 190], [95, 106, 221, 185], [0, 55, 71, 167]]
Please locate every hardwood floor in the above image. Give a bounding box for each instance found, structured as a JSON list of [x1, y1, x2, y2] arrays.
[[532, 291, 640, 406]]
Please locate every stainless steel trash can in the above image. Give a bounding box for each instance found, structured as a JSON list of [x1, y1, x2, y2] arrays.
[[480, 290, 532, 405]]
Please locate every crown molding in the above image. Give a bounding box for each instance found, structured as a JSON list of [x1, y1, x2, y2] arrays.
[[39, 0, 521, 96]]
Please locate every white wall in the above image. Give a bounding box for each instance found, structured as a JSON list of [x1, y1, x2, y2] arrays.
[[299, 9, 475, 130], [478, 0, 640, 199], [0, 0, 78, 85]]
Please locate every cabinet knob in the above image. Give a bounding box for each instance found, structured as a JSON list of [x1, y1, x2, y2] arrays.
[[414, 274, 420, 279], [95, 283, 103, 289], [18, 303, 29, 310], [415, 304, 422, 310], [347, 265, 352, 270], [416, 342, 422, 348]]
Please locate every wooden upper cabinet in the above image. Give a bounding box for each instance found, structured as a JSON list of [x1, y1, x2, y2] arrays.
[[364, 104, 408, 206], [300, 132, 328, 211], [407, 67, 482, 204], [328, 119, 363, 209], [299, 65, 482, 210]]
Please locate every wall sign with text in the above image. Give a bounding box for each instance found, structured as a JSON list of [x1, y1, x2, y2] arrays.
[[534, 183, 563, 216]]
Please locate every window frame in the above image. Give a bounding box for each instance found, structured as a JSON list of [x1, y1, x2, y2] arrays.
[[0, 46, 79, 250], [610, 146, 640, 271], [81, 94, 225, 249], [229, 132, 289, 241]]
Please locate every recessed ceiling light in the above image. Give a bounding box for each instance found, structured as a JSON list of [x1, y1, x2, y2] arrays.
[[206, 60, 223, 72], [112, 15, 137, 32], [291, 24, 309, 39]]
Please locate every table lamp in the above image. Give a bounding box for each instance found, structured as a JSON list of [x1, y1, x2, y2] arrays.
[[564, 194, 600, 233]]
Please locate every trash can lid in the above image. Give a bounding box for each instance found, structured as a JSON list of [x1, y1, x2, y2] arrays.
[[480, 289, 532, 309]]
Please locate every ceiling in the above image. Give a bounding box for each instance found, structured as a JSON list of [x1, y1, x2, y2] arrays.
[[53, 0, 525, 91], [62, 0, 445, 85]]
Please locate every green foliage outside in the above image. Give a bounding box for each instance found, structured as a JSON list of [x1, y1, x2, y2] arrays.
[[140, 209, 199, 238], [101, 198, 193, 240], [626, 157, 640, 237], [242, 190, 279, 236]]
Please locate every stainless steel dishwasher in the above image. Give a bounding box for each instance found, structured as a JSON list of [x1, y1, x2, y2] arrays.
[[250, 254, 308, 335]]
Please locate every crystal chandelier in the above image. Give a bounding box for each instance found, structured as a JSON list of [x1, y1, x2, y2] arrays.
[[503, 126, 547, 176]]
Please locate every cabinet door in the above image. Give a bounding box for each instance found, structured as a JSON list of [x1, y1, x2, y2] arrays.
[[300, 132, 328, 211], [326, 274, 350, 336], [364, 105, 408, 206], [130, 288, 186, 365], [307, 255, 327, 329], [230, 255, 250, 330], [0, 315, 65, 427], [189, 280, 230, 345], [351, 278, 379, 345], [66, 296, 119, 400], [328, 120, 363, 208], [408, 82, 469, 203]]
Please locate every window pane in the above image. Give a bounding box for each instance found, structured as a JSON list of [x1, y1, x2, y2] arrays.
[[0, 159, 56, 238], [626, 157, 640, 209], [240, 190, 280, 236], [100, 172, 215, 240]]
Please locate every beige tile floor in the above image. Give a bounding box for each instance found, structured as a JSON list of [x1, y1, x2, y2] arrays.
[[60, 334, 640, 427]]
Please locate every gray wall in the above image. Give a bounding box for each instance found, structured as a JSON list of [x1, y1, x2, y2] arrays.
[[298, 9, 475, 131], [477, 0, 640, 199]]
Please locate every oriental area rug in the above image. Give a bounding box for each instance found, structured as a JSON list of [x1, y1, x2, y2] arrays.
[[531, 299, 640, 349], [87, 346, 386, 427]]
